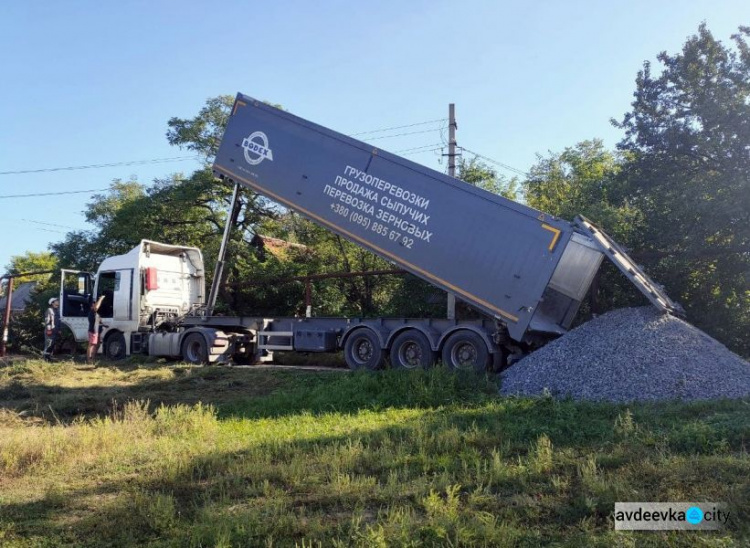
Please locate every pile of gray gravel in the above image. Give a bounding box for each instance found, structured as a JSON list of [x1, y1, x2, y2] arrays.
[[500, 307, 750, 402]]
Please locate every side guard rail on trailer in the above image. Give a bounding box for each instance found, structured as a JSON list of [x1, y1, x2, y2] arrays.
[[574, 215, 685, 317]]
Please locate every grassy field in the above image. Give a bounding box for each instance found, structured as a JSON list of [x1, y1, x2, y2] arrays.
[[0, 358, 748, 547]]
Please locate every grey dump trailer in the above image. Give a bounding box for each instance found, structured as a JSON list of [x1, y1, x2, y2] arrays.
[[201, 94, 679, 370], [62, 93, 678, 370]]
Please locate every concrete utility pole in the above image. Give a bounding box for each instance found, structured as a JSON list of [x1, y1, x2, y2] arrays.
[[446, 103, 458, 320]]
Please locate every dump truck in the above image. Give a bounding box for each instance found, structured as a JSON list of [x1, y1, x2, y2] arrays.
[[57, 93, 680, 371]]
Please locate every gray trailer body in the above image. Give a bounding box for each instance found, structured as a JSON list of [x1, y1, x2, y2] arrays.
[[212, 94, 678, 344], [214, 96, 582, 342]]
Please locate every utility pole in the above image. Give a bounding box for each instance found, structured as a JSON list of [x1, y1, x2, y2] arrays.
[[446, 103, 458, 320]]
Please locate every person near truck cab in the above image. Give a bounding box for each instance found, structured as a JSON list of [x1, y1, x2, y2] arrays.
[[87, 295, 106, 365], [43, 297, 61, 361]]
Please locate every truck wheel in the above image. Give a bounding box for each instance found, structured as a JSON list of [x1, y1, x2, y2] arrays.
[[441, 331, 490, 373], [344, 328, 384, 371], [390, 330, 435, 370], [104, 332, 127, 361], [182, 333, 209, 365]]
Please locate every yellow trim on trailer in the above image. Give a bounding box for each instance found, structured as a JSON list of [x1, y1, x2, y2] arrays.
[[541, 223, 561, 251], [232, 100, 247, 115]]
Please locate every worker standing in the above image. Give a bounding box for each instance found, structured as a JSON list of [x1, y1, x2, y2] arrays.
[[43, 297, 61, 361], [86, 295, 106, 365]]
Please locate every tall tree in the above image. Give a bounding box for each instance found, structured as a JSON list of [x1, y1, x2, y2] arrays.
[[613, 24, 750, 356]]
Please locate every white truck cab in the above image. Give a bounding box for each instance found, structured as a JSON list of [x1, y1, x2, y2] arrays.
[[60, 240, 205, 358]]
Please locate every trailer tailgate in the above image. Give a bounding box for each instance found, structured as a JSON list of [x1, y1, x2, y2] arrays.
[[574, 215, 683, 316]]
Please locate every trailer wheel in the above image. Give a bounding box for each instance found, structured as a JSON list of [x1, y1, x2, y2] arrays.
[[441, 331, 490, 373], [104, 332, 127, 361], [390, 330, 435, 370], [182, 333, 209, 365], [344, 328, 384, 371]]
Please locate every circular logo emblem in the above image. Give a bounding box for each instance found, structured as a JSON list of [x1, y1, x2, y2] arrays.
[[241, 131, 274, 166], [686, 507, 703, 524]]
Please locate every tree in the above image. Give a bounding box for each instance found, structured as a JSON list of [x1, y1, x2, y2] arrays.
[[4, 251, 57, 281], [523, 140, 649, 318], [613, 24, 750, 356], [525, 140, 642, 244], [2, 251, 60, 354], [457, 157, 519, 200], [166, 95, 235, 161]]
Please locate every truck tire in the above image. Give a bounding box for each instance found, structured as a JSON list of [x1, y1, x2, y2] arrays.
[[104, 332, 127, 361], [441, 331, 490, 373], [390, 330, 435, 370], [182, 333, 209, 365], [344, 328, 384, 371]]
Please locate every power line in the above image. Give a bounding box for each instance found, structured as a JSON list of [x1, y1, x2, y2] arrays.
[[15, 218, 79, 229], [459, 147, 527, 176], [349, 118, 447, 137], [401, 147, 443, 157], [30, 227, 68, 234], [367, 128, 443, 141], [0, 156, 200, 176], [394, 143, 444, 154], [0, 188, 109, 199]]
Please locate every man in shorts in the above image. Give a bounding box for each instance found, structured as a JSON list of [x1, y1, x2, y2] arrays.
[[87, 295, 106, 365], [43, 297, 61, 361]]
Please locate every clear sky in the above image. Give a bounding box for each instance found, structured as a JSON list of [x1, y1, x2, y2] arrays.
[[1, 0, 748, 272]]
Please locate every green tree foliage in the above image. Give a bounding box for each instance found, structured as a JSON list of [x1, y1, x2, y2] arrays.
[[525, 26, 749, 356], [166, 95, 234, 160], [523, 141, 648, 317], [525, 140, 642, 244], [2, 251, 61, 354], [3, 251, 57, 281], [457, 157, 519, 200], [612, 24, 750, 356], [255, 212, 403, 317]]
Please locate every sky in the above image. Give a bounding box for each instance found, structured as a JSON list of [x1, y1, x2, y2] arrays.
[[1, 0, 749, 272]]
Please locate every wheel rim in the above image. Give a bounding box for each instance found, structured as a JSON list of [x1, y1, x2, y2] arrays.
[[451, 342, 477, 369], [109, 339, 122, 357], [353, 338, 373, 365], [398, 340, 422, 368], [186, 340, 203, 362]]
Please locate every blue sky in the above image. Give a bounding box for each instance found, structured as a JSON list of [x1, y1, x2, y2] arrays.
[[1, 0, 748, 271]]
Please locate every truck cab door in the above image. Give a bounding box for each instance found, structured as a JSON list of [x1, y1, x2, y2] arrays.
[[96, 270, 134, 323], [59, 269, 93, 343]]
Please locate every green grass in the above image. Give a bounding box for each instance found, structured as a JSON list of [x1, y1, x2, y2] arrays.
[[0, 358, 748, 546]]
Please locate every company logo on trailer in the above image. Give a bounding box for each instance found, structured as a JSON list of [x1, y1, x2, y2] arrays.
[[241, 131, 274, 165]]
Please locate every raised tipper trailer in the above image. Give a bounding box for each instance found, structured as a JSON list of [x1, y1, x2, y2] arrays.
[[59, 93, 680, 371]]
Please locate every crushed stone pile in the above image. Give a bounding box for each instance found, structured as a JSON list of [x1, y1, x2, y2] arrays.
[[500, 307, 750, 402]]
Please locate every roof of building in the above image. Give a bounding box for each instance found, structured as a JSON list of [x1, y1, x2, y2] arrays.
[[0, 281, 38, 312]]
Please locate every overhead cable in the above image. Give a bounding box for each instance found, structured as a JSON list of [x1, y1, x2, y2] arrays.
[[0, 156, 200, 176]]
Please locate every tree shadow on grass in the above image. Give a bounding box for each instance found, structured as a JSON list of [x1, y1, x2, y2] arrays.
[[2, 395, 749, 546], [0, 364, 321, 424]]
